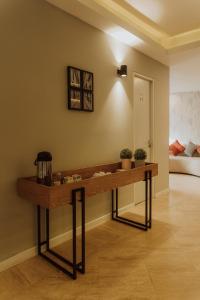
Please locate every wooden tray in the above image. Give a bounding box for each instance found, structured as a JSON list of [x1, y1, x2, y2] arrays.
[[17, 162, 158, 208]]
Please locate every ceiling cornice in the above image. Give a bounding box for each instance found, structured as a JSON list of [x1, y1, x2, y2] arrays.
[[45, 0, 200, 65], [164, 28, 200, 52], [77, 0, 169, 47], [78, 0, 200, 53]]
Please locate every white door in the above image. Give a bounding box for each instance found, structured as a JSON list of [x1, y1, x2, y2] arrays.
[[133, 76, 151, 204]]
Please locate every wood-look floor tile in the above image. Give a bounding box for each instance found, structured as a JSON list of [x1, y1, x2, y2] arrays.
[[150, 271, 200, 300], [0, 266, 29, 299], [2, 174, 200, 299]]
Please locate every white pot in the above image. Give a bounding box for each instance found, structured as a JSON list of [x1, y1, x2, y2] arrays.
[[121, 159, 132, 170]]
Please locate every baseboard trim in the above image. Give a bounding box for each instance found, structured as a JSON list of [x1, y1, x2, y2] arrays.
[[155, 188, 169, 198], [0, 203, 133, 273]]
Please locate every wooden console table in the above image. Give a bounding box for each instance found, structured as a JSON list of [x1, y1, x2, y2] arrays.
[[18, 162, 158, 279]]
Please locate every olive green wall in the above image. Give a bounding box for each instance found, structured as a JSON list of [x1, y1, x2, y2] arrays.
[[0, 0, 169, 262]]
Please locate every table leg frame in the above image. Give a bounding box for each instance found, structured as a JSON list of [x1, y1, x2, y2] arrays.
[[111, 170, 152, 231], [37, 187, 85, 280]]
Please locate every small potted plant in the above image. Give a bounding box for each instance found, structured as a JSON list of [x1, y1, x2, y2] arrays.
[[120, 148, 133, 170], [134, 148, 147, 167]]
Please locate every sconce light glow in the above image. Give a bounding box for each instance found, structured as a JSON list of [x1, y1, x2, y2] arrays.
[[117, 65, 127, 77], [106, 27, 143, 48], [106, 26, 143, 63]]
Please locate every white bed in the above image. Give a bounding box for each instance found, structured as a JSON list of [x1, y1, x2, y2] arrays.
[[169, 155, 200, 177]]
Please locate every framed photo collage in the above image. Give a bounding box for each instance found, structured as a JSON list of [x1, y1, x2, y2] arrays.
[[67, 66, 94, 112]]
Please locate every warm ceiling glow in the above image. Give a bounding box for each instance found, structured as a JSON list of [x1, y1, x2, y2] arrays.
[[125, 0, 163, 23]]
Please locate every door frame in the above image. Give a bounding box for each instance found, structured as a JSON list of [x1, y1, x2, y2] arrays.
[[133, 72, 155, 201]]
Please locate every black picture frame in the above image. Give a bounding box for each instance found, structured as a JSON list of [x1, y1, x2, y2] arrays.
[[67, 66, 94, 112]]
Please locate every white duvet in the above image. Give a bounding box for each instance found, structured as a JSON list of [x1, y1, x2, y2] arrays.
[[169, 155, 200, 177]]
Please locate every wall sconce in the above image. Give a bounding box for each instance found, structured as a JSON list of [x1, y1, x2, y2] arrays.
[[117, 65, 127, 77]]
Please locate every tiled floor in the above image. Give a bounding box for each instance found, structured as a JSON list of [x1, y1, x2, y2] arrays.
[[1, 174, 200, 299]]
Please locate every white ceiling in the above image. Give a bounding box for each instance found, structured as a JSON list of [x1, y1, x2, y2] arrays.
[[45, 0, 200, 66], [170, 45, 200, 93], [126, 0, 200, 35]]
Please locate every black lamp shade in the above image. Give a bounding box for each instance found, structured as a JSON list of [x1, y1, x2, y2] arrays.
[[117, 65, 127, 77]]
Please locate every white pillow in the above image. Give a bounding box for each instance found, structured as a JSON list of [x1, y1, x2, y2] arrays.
[[185, 142, 197, 157]]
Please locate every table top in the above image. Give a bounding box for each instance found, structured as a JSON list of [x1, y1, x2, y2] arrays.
[[17, 162, 158, 208]]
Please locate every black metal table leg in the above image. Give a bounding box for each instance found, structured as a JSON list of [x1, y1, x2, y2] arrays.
[[111, 190, 114, 220], [116, 189, 119, 217], [81, 188, 85, 274], [148, 170, 152, 228], [37, 205, 41, 255], [145, 171, 148, 230], [46, 208, 50, 250], [111, 170, 152, 231], [72, 190, 77, 279], [36, 187, 86, 280]]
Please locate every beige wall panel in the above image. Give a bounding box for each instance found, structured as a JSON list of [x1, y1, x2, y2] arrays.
[[0, 0, 169, 262]]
